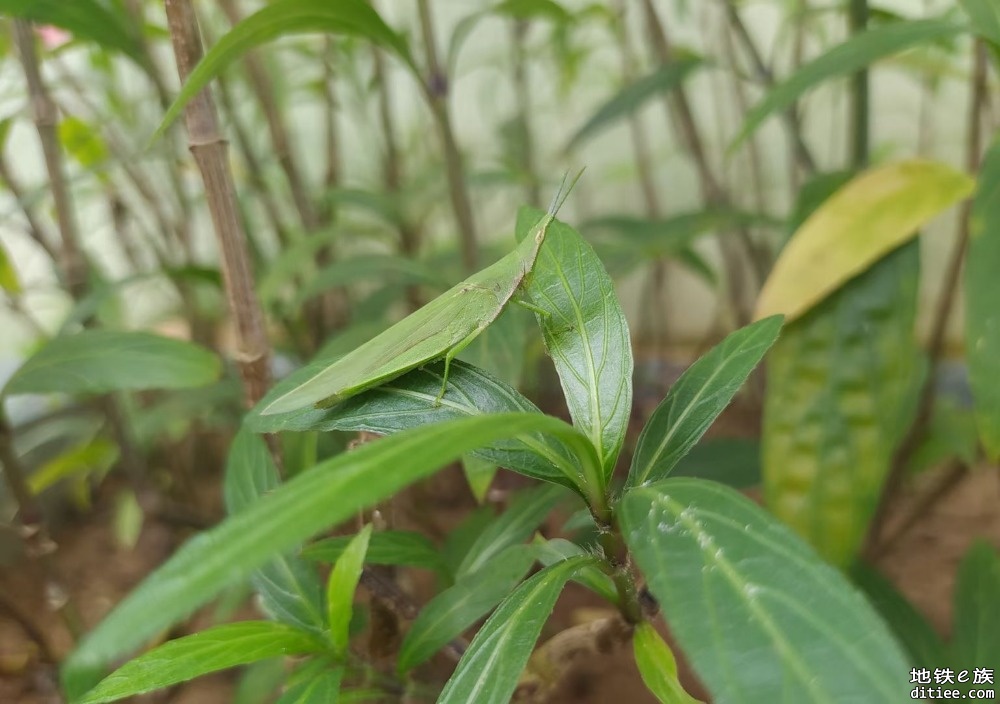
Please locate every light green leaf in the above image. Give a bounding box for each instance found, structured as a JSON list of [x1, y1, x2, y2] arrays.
[[627, 316, 782, 489], [958, 0, 1000, 47], [304, 530, 445, 574], [29, 438, 118, 495], [533, 538, 618, 604], [275, 667, 343, 704], [852, 565, 946, 668], [248, 358, 592, 493], [0, 0, 144, 64], [437, 556, 597, 704], [621, 479, 911, 703], [756, 160, 973, 322], [965, 140, 1000, 461], [77, 622, 325, 704], [61, 413, 584, 697], [443, 506, 495, 578], [521, 207, 633, 481], [292, 255, 446, 308], [495, 0, 572, 22], [224, 429, 326, 636], [456, 484, 566, 579], [0, 240, 20, 294], [567, 57, 704, 150], [953, 540, 1000, 664], [326, 525, 371, 656], [59, 116, 107, 169], [112, 490, 143, 550], [4, 330, 221, 397], [461, 454, 497, 504], [397, 544, 537, 673], [155, 0, 415, 139], [633, 623, 703, 704], [733, 19, 966, 149]]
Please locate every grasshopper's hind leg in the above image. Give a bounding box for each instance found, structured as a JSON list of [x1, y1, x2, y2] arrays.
[[434, 328, 483, 406]]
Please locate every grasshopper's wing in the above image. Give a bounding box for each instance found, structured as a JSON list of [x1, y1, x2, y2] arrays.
[[261, 285, 500, 415]]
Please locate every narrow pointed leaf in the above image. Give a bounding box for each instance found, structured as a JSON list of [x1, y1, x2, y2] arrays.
[[953, 540, 1000, 664], [4, 330, 221, 396], [567, 57, 704, 150], [77, 622, 325, 704], [756, 160, 973, 322], [224, 429, 326, 635], [61, 413, 587, 696], [633, 623, 703, 704], [304, 530, 445, 574], [275, 667, 343, 704], [621, 479, 910, 703], [521, 207, 633, 478], [397, 544, 537, 673], [326, 526, 371, 656], [964, 140, 1000, 461], [534, 538, 618, 604], [733, 19, 965, 149], [155, 0, 415, 138], [456, 484, 566, 579], [627, 316, 782, 489], [437, 556, 597, 704]]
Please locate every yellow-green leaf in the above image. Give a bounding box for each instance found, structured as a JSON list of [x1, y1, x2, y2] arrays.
[[755, 160, 974, 322], [633, 624, 703, 704], [0, 240, 20, 294]]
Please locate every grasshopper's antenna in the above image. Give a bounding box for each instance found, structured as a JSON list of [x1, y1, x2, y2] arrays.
[[546, 167, 586, 217]]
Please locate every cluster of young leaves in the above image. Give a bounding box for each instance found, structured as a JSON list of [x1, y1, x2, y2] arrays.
[[62, 208, 914, 703]]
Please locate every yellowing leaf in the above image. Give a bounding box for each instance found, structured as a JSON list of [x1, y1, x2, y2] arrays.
[[755, 160, 974, 322]]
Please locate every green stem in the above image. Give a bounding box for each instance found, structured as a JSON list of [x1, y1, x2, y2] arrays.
[[848, 0, 869, 168]]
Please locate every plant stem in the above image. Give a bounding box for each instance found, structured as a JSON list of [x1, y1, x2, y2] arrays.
[[848, 0, 869, 168], [595, 521, 643, 625], [417, 0, 478, 272], [162, 0, 276, 420], [865, 39, 989, 556], [510, 18, 541, 207], [0, 152, 58, 263]]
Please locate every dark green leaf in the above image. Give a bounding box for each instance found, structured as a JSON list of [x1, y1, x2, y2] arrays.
[[4, 330, 221, 396], [326, 526, 371, 656], [621, 479, 910, 703], [155, 0, 415, 139], [627, 316, 782, 488], [77, 622, 325, 704], [852, 564, 946, 667], [965, 140, 1000, 462], [304, 531, 445, 574], [0, 0, 144, 64], [247, 358, 592, 493], [732, 19, 965, 149], [397, 544, 537, 673], [632, 623, 702, 704], [437, 556, 597, 704], [521, 207, 633, 480], [224, 429, 326, 635], [443, 505, 495, 578], [456, 484, 566, 579], [567, 57, 704, 150], [671, 438, 761, 489], [953, 540, 1000, 664], [61, 413, 587, 697]]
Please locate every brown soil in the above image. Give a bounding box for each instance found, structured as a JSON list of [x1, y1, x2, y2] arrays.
[[1, 396, 998, 703]]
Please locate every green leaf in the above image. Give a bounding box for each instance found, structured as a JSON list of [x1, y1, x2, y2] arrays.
[[763, 242, 924, 567], [495, 0, 572, 22], [461, 454, 498, 504], [852, 564, 946, 668], [29, 438, 118, 495], [0, 239, 21, 294], [4, 330, 221, 397], [952, 540, 1000, 664], [958, 0, 1000, 47], [224, 429, 326, 636], [61, 413, 584, 696], [437, 556, 597, 704], [907, 398, 978, 475], [567, 56, 704, 150], [521, 207, 633, 480], [627, 316, 782, 489], [59, 116, 107, 169], [443, 506, 495, 578], [275, 667, 343, 704], [756, 160, 974, 322], [0, 0, 144, 64], [533, 538, 618, 604], [456, 484, 566, 579], [112, 489, 143, 550], [671, 438, 761, 489], [248, 358, 592, 494], [633, 623, 702, 704], [155, 0, 415, 139], [621, 479, 911, 704], [965, 140, 1000, 462], [326, 525, 371, 656], [304, 530, 445, 574], [732, 19, 965, 149], [292, 255, 446, 309], [76, 622, 325, 704], [397, 544, 537, 673]]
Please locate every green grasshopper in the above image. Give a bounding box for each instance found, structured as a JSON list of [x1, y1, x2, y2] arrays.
[[260, 173, 581, 416]]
